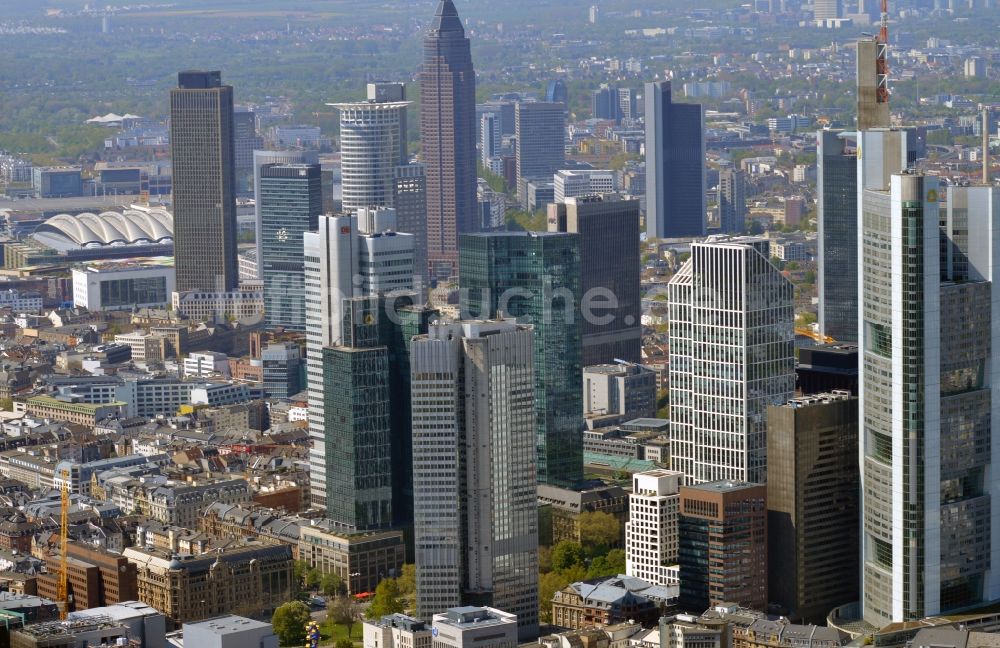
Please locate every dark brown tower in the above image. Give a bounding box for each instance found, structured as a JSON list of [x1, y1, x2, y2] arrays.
[[421, 0, 477, 280]]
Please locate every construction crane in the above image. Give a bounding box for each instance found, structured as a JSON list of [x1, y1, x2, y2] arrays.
[[56, 470, 69, 620], [795, 327, 836, 345]]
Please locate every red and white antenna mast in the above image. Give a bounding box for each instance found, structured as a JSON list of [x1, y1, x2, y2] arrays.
[[876, 0, 890, 103]]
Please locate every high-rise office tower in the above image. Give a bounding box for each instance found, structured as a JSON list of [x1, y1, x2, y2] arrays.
[[767, 391, 859, 624], [333, 98, 410, 214], [548, 195, 641, 365], [645, 81, 706, 239], [393, 163, 428, 287], [259, 163, 322, 331], [480, 112, 502, 166], [459, 232, 583, 488], [421, 0, 477, 280], [592, 84, 618, 121], [546, 79, 568, 105], [368, 82, 409, 160], [668, 237, 794, 485], [857, 38, 891, 131], [169, 70, 238, 293], [617, 87, 638, 123], [813, 0, 842, 20], [233, 109, 262, 197], [515, 102, 566, 202], [261, 342, 303, 399], [411, 319, 539, 640], [717, 168, 747, 234], [356, 207, 416, 295], [817, 130, 859, 342], [859, 145, 1000, 625], [678, 481, 768, 612], [625, 469, 682, 586], [253, 150, 319, 280]]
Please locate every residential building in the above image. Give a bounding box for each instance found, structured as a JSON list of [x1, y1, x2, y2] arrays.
[[259, 163, 322, 331], [667, 237, 794, 485], [72, 261, 175, 311], [548, 195, 641, 365], [431, 607, 518, 648], [411, 320, 539, 639], [817, 130, 859, 342], [553, 170, 616, 203], [364, 614, 433, 648], [123, 542, 293, 628], [645, 82, 705, 239], [421, 0, 477, 280], [183, 616, 278, 648], [679, 481, 767, 612], [169, 70, 238, 293], [516, 102, 566, 203], [459, 232, 583, 488], [626, 470, 682, 586], [767, 391, 859, 623], [717, 168, 747, 234]]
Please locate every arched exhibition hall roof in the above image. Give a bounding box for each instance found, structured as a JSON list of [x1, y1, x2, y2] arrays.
[[34, 209, 173, 247]]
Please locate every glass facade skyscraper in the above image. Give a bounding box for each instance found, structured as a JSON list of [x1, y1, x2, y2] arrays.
[[459, 232, 583, 488], [668, 237, 794, 485], [817, 129, 859, 342], [259, 163, 322, 331], [169, 70, 239, 293]]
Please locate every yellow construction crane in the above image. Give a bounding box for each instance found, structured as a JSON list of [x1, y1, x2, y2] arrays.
[[56, 470, 69, 620], [795, 327, 836, 345]]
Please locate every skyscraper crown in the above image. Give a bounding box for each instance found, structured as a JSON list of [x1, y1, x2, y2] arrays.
[[431, 0, 464, 34]]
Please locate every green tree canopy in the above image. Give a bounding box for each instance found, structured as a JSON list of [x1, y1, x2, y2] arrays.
[[271, 601, 312, 646], [586, 549, 626, 580], [551, 540, 585, 572], [366, 578, 405, 619], [321, 573, 344, 597], [578, 511, 620, 553]]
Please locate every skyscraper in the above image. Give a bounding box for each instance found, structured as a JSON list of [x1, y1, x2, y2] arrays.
[[548, 195, 641, 365], [668, 237, 794, 485], [393, 163, 428, 287], [411, 319, 539, 640], [858, 139, 1000, 625], [546, 79, 568, 105], [259, 163, 322, 331], [515, 101, 566, 201], [253, 149, 319, 280], [813, 0, 842, 20], [625, 469, 682, 587], [421, 0, 477, 280], [645, 81, 706, 239], [333, 98, 410, 214], [591, 85, 618, 121], [169, 70, 238, 292], [857, 38, 891, 131], [233, 109, 262, 197], [459, 232, 583, 488], [817, 130, 859, 342], [717, 168, 747, 234]]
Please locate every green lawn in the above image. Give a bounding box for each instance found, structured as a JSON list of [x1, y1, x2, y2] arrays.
[[320, 620, 364, 646]]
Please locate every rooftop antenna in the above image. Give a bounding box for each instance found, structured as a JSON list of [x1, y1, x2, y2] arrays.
[[876, 0, 889, 105]]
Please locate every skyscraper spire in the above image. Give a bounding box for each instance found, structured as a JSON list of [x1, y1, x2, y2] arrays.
[[421, 0, 477, 280]]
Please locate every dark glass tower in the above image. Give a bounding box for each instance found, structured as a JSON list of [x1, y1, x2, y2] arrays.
[[421, 0, 477, 280], [817, 130, 858, 342], [259, 163, 322, 331], [459, 232, 584, 488], [644, 81, 705, 239], [169, 70, 239, 292]]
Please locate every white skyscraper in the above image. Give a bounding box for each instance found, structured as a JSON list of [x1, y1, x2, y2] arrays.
[[332, 100, 410, 214], [858, 130, 1000, 626], [356, 207, 416, 295], [667, 237, 794, 485], [552, 169, 617, 203], [411, 319, 539, 640], [626, 469, 683, 586]]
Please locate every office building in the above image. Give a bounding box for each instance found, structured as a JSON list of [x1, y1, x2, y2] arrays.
[[592, 85, 634, 123], [72, 261, 175, 312], [31, 167, 83, 198], [431, 608, 518, 648], [817, 130, 859, 342], [965, 56, 987, 78], [678, 481, 767, 612], [421, 0, 477, 279], [547, 80, 569, 105], [582, 363, 657, 422], [814, 0, 842, 20], [548, 195, 641, 364], [259, 163, 322, 331], [356, 207, 416, 295], [718, 168, 747, 234], [537, 484, 629, 547], [253, 150, 319, 280], [667, 237, 794, 485], [480, 112, 502, 166], [459, 232, 583, 487], [393, 163, 429, 287], [767, 391, 859, 624], [796, 344, 858, 395], [261, 342, 302, 399], [364, 614, 433, 648], [551, 574, 677, 630], [859, 154, 1000, 625], [169, 70, 239, 293], [299, 524, 405, 595], [626, 470, 682, 586], [645, 82, 706, 239], [412, 321, 539, 639], [183, 616, 278, 648], [234, 109, 263, 196], [553, 169, 616, 203], [516, 102, 566, 203], [332, 97, 410, 214]]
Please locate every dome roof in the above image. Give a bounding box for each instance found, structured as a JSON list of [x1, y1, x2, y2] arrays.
[[34, 208, 173, 247]]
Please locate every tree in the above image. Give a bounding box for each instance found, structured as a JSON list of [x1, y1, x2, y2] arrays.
[[538, 545, 552, 574], [271, 601, 312, 646], [329, 595, 358, 637], [539, 571, 570, 624], [551, 540, 585, 572], [586, 549, 627, 579], [578, 511, 620, 554], [321, 572, 344, 597], [0, 398, 12, 412], [305, 567, 322, 590], [396, 564, 416, 597], [366, 578, 405, 619], [336, 640, 355, 648], [293, 560, 310, 589]]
